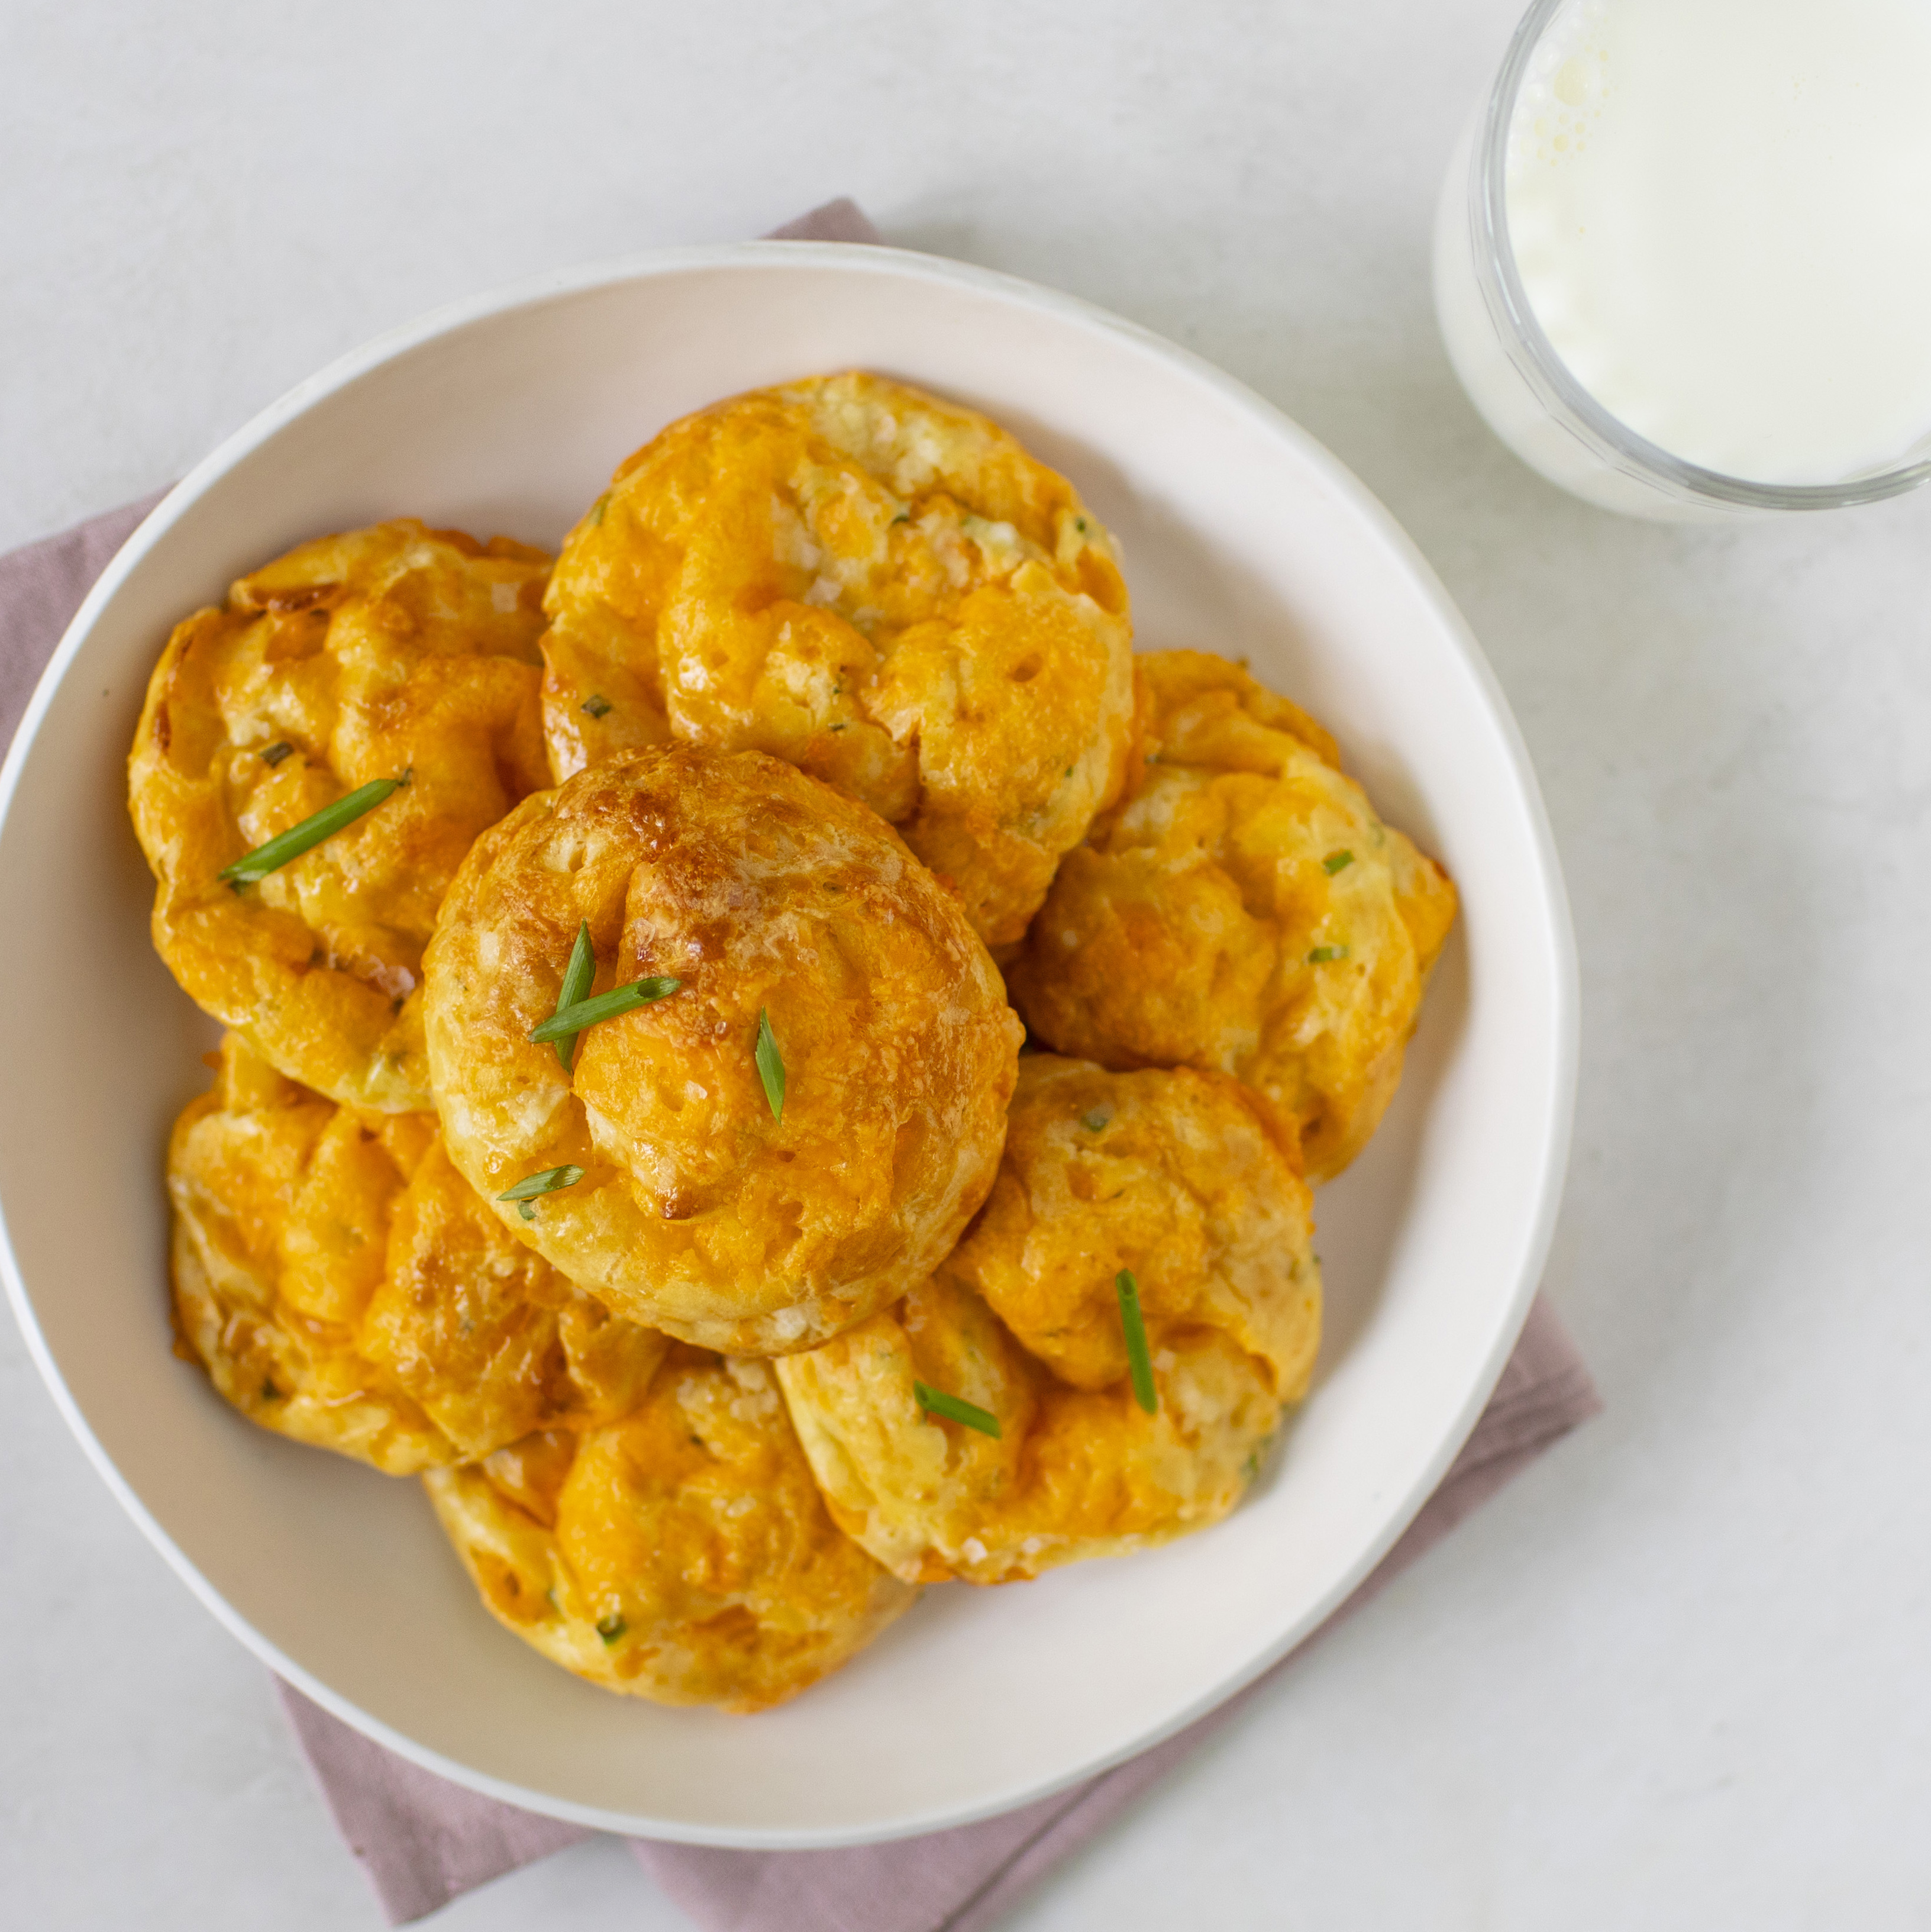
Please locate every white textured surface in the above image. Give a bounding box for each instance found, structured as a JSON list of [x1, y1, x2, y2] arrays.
[[2, 1, 1927, 1927]]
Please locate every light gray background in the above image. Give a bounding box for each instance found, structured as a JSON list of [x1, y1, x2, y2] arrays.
[[4, 1, 1927, 1925]]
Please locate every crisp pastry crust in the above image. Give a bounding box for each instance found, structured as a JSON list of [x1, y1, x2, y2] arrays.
[[424, 1349, 917, 1712], [1006, 650, 1458, 1182], [130, 520, 552, 1112], [775, 1056, 1320, 1585], [538, 372, 1136, 949], [167, 1034, 664, 1471], [421, 744, 1023, 1353]]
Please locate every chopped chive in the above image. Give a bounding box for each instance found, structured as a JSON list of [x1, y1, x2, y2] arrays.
[[591, 494, 610, 527], [259, 741, 293, 767], [260, 1378, 281, 1401], [596, 1613, 627, 1644], [528, 976, 682, 1044], [891, 511, 910, 525], [1307, 945, 1349, 964], [914, 1381, 1002, 1438], [496, 1165, 585, 1198], [754, 1008, 784, 1121], [1323, 850, 1355, 876], [829, 721, 849, 732], [1063, 765, 1074, 778], [495, 1165, 585, 1221], [581, 692, 613, 719], [1116, 1269, 1158, 1414], [548, 921, 597, 1071], [1081, 1107, 1112, 1133], [1075, 517, 1089, 533], [218, 771, 409, 888]]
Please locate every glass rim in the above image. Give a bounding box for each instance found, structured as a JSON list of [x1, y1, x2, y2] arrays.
[[1472, 0, 1931, 512]]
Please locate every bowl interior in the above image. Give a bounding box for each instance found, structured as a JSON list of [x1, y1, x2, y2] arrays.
[[0, 244, 1572, 1845]]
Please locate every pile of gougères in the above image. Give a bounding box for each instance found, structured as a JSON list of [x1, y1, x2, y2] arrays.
[[130, 373, 1454, 1711]]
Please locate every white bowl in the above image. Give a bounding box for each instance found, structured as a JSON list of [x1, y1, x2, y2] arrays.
[[0, 243, 1575, 1847]]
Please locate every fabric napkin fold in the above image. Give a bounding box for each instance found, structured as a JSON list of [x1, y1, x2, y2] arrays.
[[0, 196, 1600, 1930]]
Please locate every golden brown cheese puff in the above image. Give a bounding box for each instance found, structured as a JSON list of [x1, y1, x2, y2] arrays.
[[951, 1055, 1320, 1396], [168, 1034, 448, 1472], [538, 372, 1135, 950], [775, 1058, 1320, 1585], [361, 1137, 668, 1459], [1006, 650, 1458, 1182], [130, 520, 553, 1114], [167, 1034, 664, 1472], [424, 1350, 917, 1713], [422, 745, 1023, 1354]]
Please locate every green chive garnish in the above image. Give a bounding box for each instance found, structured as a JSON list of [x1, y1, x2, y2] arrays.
[[1307, 945, 1349, 964], [1082, 1107, 1112, 1133], [581, 693, 612, 718], [1323, 850, 1355, 876], [1116, 1269, 1158, 1414], [914, 1381, 1001, 1438], [496, 1165, 585, 1222], [548, 921, 596, 1072], [591, 494, 610, 527], [218, 772, 409, 889], [259, 741, 293, 767], [754, 1008, 784, 1121], [596, 1613, 627, 1644], [528, 977, 682, 1044]]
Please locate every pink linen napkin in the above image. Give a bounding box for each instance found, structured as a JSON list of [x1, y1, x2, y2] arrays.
[[0, 196, 1601, 1929]]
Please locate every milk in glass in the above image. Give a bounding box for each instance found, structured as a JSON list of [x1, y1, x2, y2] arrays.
[[1437, 0, 1931, 508]]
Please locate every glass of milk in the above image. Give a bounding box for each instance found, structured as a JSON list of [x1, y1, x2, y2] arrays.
[[1435, 0, 1931, 520]]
